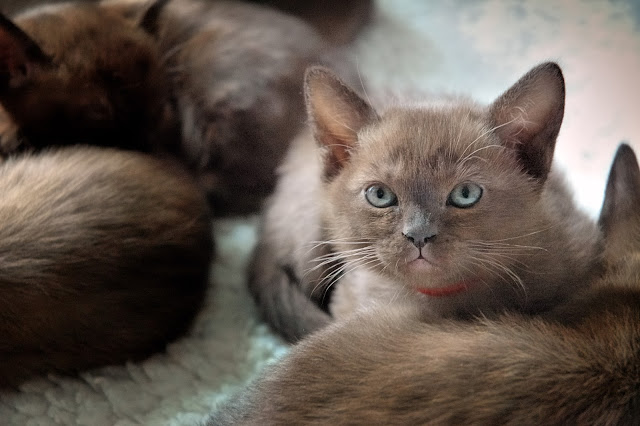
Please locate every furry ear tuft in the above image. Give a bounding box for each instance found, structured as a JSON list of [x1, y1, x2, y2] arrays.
[[304, 66, 378, 179], [0, 13, 50, 92], [489, 62, 565, 182]]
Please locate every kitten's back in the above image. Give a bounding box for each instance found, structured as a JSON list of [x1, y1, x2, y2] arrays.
[[0, 146, 212, 387]]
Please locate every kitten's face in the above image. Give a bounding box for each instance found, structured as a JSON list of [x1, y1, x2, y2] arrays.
[[324, 105, 543, 295], [305, 63, 567, 310], [0, 4, 175, 152]]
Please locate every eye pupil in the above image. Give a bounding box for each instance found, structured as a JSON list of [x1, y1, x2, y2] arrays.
[[448, 182, 482, 208], [365, 184, 397, 208]]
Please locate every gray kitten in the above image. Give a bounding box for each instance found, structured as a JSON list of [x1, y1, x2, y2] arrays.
[[250, 62, 602, 341], [210, 143, 640, 425]]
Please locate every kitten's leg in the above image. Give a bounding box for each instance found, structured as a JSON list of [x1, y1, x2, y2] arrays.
[[248, 242, 331, 343]]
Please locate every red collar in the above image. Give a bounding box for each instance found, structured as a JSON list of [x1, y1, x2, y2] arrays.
[[417, 281, 473, 297]]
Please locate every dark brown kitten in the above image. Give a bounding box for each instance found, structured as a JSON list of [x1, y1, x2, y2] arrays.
[[0, 146, 212, 388], [0, 0, 359, 214], [210, 144, 640, 425], [250, 63, 602, 342], [0, 0, 178, 152]]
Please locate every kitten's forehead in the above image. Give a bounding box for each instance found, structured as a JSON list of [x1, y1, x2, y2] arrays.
[[360, 103, 499, 173]]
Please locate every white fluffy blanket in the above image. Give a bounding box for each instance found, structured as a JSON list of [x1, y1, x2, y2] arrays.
[[1, 1, 638, 424]]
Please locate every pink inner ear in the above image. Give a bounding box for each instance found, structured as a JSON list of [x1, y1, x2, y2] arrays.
[[312, 86, 362, 148], [496, 84, 559, 146]]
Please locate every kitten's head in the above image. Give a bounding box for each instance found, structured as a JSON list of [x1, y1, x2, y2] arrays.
[[305, 63, 582, 314], [598, 144, 640, 277], [0, 0, 175, 152]]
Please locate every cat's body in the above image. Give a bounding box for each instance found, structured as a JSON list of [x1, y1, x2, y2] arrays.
[[146, 0, 347, 213], [210, 145, 640, 425], [249, 63, 602, 342], [0, 0, 356, 214], [0, 146, 213, 388]]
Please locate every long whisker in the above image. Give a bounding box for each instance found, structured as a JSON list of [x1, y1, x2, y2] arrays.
[[311, 254, 381, 299], [312, 246, 377, 261], [305, 249, 377, 276], [458, 144, 506, 166], [459, 118, 517, 157], [478, 225, 558, 243], [304, 238, 375, 255], [468, 255, 526, 297]]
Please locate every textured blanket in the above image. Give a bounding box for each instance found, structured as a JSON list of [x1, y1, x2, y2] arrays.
[[1, 1, 638, 424]]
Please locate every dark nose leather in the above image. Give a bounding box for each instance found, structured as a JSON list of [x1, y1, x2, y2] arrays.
[[402, 208, 437, 249]]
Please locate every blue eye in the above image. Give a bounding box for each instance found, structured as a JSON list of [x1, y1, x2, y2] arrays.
[[448, 182, 483, 208], [365, 184, 397, 208]]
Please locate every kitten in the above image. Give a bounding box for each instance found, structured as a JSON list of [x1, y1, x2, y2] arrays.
[[0, 146, 213, 388], [0, 0, 178, 153], [249, 62, 602, 342], [144, 0, 352, 214], [209, 143, 640, 425], [0, 0, 351, 214]]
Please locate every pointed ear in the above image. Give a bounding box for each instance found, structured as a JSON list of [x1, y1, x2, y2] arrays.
[[0, 13, 50, 92], [139, 0, 171, 35], [489, 62, 565, 182], [599, 143, 640, 239], [304, 66, 378, 179]]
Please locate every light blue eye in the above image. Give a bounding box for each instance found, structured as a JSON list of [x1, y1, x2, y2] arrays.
[[365, 184, 397, 208], [448, 182, 483, 208]]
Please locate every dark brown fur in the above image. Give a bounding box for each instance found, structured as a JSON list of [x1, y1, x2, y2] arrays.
[[250, 63, 602, 342], [0, 0, 359, 214], [210, 143, 640, 426], [0, 146, 212, 388], [0, 1, 178, 153]]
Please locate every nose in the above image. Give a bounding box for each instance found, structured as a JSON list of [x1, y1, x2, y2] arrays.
[[403, 229, 437, 249], [403, 208, 437, 249]]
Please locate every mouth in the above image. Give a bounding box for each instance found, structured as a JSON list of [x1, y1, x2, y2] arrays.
[[406, 257, 436, 271], [417, 280, 476, 297]]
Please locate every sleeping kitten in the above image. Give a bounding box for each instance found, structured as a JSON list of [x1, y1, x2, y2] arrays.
[[0, 146, 212, 388], [0, 0, 351, 214], [0, 0, 178, 153], [143, 0, 353, 214], [249, 62, 602, 342], [210, 143, 639, 426]]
